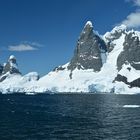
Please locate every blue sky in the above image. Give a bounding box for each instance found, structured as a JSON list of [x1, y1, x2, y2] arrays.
[[0, 0, 139, 76]]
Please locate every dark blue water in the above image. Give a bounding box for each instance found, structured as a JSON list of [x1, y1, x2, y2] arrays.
[[0, 94, 140, 140]]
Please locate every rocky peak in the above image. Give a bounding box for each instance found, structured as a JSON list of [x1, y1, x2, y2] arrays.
[[9, 55, 17, 63], [111, 24, 126, 33], [0, 55, 21, 82], [3, 55, 21, 75], [82, 21, 93, 33], [117, 31, 140, 71], [84, 21, 93, 27], [104, 24, 127, 52], [104, 24, 126, 41], [68, 21, 106, 73]]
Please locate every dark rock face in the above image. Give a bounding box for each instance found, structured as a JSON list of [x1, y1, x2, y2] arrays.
[[130, 78, 140, 88], [114, 74, 128, 85], [3, 55, 21, 75], [112, 28, 140, 88], [117, 32, 140, 71], [3, 62, 20, 74], [53, 66, 66, 72], [129, 78, 140, 88], [0, 55, 21, 82], [115, 74, 140, 88], [0, 75, 7, 82], [68, 21, 106, 72]]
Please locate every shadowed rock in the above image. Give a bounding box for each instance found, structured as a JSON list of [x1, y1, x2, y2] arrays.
[[3, 55, 21, 75], [115, 74, 140, 88], [68, 21, 106, 72], [117, 32, 140, 71]]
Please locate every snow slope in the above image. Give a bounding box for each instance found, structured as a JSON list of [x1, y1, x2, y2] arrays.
[[0, 72, 45, 94]]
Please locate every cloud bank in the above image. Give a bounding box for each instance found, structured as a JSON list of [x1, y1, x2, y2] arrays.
[[8, 41, 43, 52], [122, 11, 140, 28], [8, 44, 38, 52], [121, 0, 140, 28]]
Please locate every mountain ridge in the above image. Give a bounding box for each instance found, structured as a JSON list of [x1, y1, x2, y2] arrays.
[[1, 21, 140, 94]]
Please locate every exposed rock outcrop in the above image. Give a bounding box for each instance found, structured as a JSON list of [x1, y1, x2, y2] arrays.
[[68, 21, 106, 72], [104, 25, 126, 52], [3, 55, 21, 75], [0, 55, 21, 82], [117, 32, 140, 71]]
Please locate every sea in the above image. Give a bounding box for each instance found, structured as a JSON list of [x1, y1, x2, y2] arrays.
[[0, 93, 140, 140]]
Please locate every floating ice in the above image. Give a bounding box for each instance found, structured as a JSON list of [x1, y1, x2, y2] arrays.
[[123, 105, 140, 108]]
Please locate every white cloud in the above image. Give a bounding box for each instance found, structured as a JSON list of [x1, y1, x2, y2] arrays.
[[120, 0, 140, 28], [22, 41, 43, 47], [8, 44, 38, 52], [122, 11, 140, 28]]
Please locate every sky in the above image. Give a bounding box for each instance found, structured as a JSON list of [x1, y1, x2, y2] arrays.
[[0, 0, 140, 76]]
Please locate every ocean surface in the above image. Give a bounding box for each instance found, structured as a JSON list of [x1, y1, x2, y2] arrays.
[[0, 94, 140, 140]]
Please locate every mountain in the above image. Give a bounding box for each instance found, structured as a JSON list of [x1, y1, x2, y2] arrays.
[[0, 55, 21, 82], [1, 21, 140, 94], [68, 21, 106, 72], [37, 21, 140, 94], [0, 55, 40, 93]]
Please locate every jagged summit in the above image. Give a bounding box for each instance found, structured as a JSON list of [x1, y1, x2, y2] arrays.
[[104, 24, 127, 42], [82, 21, 93, 37], [8, 55, 17, 64], [112, 24, 127, 32], [68, 21, 106, 73], [9, 55, 16, 61], [103, 24, 127, 52], [3, 55, 21, 75], [84, 21, 93, 28], [0, 55, 21, 82]]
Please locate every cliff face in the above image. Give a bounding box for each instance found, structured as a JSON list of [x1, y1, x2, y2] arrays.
[[0, 55, 21, 82], [117, 32, 140, 71], [3, 55, 21, 75], [68, 21, 106, 72]]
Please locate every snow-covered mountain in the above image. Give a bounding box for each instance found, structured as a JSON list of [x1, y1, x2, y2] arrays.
[[1, 21, 140, 94], [0, 56, 41, 93], [0, 55, 21, 82]]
